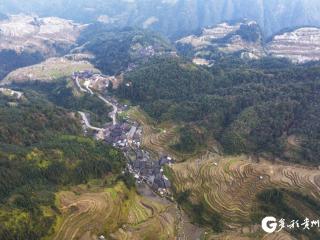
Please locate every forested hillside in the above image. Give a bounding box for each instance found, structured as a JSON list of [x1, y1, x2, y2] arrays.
[[0, 50, 44, 80], [77, 24, 174, 75], [0, 91, 125, 239], [14, 80, 113, 127], [118, 56, 320, 164]]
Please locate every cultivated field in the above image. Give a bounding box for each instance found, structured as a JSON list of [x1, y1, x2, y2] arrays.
[[51, 182, 176, 240], [127, 107, 216, 162], [171, 155, 320, 239], [2, 56, 99, 84]]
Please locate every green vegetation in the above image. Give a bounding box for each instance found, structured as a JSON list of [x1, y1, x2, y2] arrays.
[[251, 188, 320, 238], [172, 127, 205, 154], [14, 80, 112, 127], [0, 91, 126, 239], [0, 49, 44, 79], [78, 24, 174, 75], [118, 56, 320, 165], [235, 23, 261, 42], [175, 191, 224, 232], [0, 90, 80, 146]]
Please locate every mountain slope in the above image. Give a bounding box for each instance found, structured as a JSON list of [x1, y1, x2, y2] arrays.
[[0, 14, 84, 79], [267, 27, 320, 63], [76, 24, 174, 75], [176, 20, 265, 63], [177, 21, 320, 63], [118, 56, 320, 164], [0, 15, 83, 56], [0, 88, 126, 240], [1, 0, 320, 38]]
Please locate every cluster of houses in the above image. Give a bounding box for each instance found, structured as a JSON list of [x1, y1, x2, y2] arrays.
[[104, 122, 140, 149], [74, 69, 174, 198], [72, 70, 113, 92], [129, 150, 174, 196], [100, 117, 173, 196], [100, 116, 174, 196]]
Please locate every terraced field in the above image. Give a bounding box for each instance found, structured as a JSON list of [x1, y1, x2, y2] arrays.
[[51, 182, 176, 240], [171, 155, 320, 239], [127, 107, 178, 156], [53, 191, 114, 240], [128, 107, 215, 161], [2, 56, 99, 85]]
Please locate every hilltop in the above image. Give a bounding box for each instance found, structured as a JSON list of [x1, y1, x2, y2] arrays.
[[176, 21, 265, 63], [76, 24, 175, 75], [177, 21, 320, 63]]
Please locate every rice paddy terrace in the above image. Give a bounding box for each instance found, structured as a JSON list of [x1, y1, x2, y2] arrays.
[[46, 107, 320, 240], [127, 107, 216, 161], [51, 182, 176, 240], [171, 155, 320, 239]]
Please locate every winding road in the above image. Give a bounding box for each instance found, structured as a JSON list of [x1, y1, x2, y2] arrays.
[[74, 74, 118, 126], [98, 95, 117, 125], [78, 111, 104, 132], [75, 76, 88, 93]]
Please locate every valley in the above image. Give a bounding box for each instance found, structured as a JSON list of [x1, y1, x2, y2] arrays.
[[66, 66, 320, 239], [1, 57, 320, 239], [1, 6, 320, 240]]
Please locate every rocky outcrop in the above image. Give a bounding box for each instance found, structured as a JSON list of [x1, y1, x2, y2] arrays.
[[266, 27, 320, 63]]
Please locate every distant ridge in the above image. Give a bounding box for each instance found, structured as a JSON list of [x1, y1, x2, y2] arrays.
[[1, 0, 320, 38]]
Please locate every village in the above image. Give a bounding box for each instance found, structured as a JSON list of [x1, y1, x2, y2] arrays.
[[73, 70, 174, 198]]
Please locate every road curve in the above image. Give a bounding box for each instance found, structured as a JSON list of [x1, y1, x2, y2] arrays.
[[78, 111, 104, 131], [98, 95, 118, 125]]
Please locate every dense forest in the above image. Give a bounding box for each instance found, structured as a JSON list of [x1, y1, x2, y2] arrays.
[[251, 188, 320, 239], [0, 91, 126, 239], [0, 49, 44, 80], [77, 24, 173, 75], [118, 56, 320, 164], [13, 80, 112, 127]]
